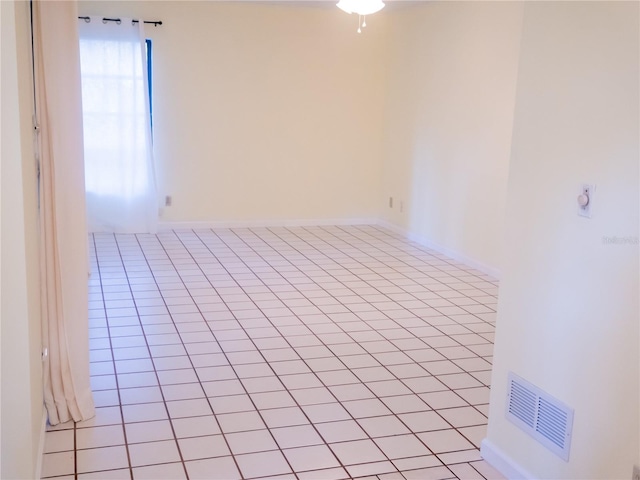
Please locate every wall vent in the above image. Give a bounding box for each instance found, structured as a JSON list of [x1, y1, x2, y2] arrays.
[[506, 372, 574, 461]]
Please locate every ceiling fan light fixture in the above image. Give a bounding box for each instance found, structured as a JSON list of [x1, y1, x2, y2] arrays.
[[336, 0, 385, 18]]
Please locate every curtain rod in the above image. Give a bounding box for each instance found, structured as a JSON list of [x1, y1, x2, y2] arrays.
[[78, 16, 163, 27]]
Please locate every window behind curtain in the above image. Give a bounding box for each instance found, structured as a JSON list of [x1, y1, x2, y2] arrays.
[[79, 17, 157, 233]]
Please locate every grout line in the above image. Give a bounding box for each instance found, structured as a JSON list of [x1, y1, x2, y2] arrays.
[[89, 233, 134, 480]]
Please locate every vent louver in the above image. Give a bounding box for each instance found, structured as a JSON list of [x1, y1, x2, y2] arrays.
[[506, 372, 574, 461]]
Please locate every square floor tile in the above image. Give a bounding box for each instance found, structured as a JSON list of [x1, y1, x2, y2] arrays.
[[162, 383, 206, 401], [344, 460, 397, 478], [185, 456, 241, 480], [133, 462, 187, 480], [420, 391, 468, 410], [122, 402, 168, 423], [283, 445, 340, 472], [418, 429, 475, 454], [280, 373, 323, 390], [393, 454, 443, 472], [366, 380, 412, 397], [125, 420, 174, 444], [119, 386, 163, 405], [329, 384, 374, 402], [76, 445, 129, 473], [357, 415, 411, 437], [128, 439, 181, 467], [437, 449, 482, 465], [172, 415, 221, 438], [225, 429, 278, 455], [374, 434, 433, 459], [342, 398, 392, 419], [41, 451, 75, 478], [316, 369, 361, 386], [217, 411, 266, 433], [402, 376, 448, 394], [77, 468, 131, 480], [437, 406, 486, 428], [458, 425, 487, 449], [250, 390, 296, 410], [290, 386, 336, 406], [241, 376, 286, 394], [302, 403, 350, 423], [76, 406, 122, 428], [381, 394, 430, 414], [208, 394, 255, 414], [235, 450, 292, 478], [315, 420, 368, 443], [448, 463, 485, 480], [76, 425, 125, 449], [398, 411, 450, 433], [271, 424, 324, 449], [44, 430, 74, 453], [454, 387, 491, 406], [166, 398, 212, 419], [178, 434, 230, 460], [202, 379, 245, 397], [296, 467, 349, 480], [329, 439, 387, 465], [401, 465, 455, 480]]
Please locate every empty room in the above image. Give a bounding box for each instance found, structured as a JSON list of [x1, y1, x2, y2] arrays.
[[1, 1, 638, 479]]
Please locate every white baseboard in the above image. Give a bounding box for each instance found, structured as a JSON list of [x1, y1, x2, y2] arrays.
[[158, 217, 378, 231], [481, 438, 534, 479], [376, 220, 501, 280], [35, 408, 47, 480]]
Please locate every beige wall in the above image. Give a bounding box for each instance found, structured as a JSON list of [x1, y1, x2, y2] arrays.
[[1, 1, 45, 478], [380, 2, 524, 275], [78, 1, 388, 226], [485, 2, 639, 478]]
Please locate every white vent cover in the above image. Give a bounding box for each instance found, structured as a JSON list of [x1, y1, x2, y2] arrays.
[[506, 372, 574, 461]]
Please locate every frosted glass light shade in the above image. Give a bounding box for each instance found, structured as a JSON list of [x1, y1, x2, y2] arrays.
[[336, 0, 385, 16]]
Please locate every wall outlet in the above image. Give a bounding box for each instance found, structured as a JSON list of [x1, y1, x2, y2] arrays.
[[632, 465, 639, 480], [577, 184, 594, 218], [165, 195, 172, 207], [389, 197, 393, 208]]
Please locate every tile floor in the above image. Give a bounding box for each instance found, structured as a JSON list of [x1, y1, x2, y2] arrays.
[[41, 225, 505, 480]]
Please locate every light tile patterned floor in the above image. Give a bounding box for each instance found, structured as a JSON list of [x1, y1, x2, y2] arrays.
[[41, 225, 505, 480]]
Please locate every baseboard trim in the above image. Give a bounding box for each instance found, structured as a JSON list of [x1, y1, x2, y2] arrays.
[[158, 218, 378, 231], [376, 220, 501, 280], [35, 408, 47, 479], [481, 438, 534, 479]]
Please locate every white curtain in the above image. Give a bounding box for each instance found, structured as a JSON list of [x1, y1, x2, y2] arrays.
[[79, 17, 157, 233], [33, 0, 95, 425]]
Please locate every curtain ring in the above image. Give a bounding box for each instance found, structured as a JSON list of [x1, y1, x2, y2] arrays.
[[102, 18, 107, 24], [116, 19, 121, 25], [84, 17, 90, 23]]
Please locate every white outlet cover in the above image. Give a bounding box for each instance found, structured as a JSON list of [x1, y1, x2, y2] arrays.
[[577, 184, 594, 218]]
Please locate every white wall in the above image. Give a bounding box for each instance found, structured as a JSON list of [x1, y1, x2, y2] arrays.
[[380, 2, 524, 275], [1, 1, 45, 478], [78, 1, 388, 226], [485, 2, 639, 478]]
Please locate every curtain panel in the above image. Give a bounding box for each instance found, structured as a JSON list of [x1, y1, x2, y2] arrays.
[[33, 0, 95, 425]]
